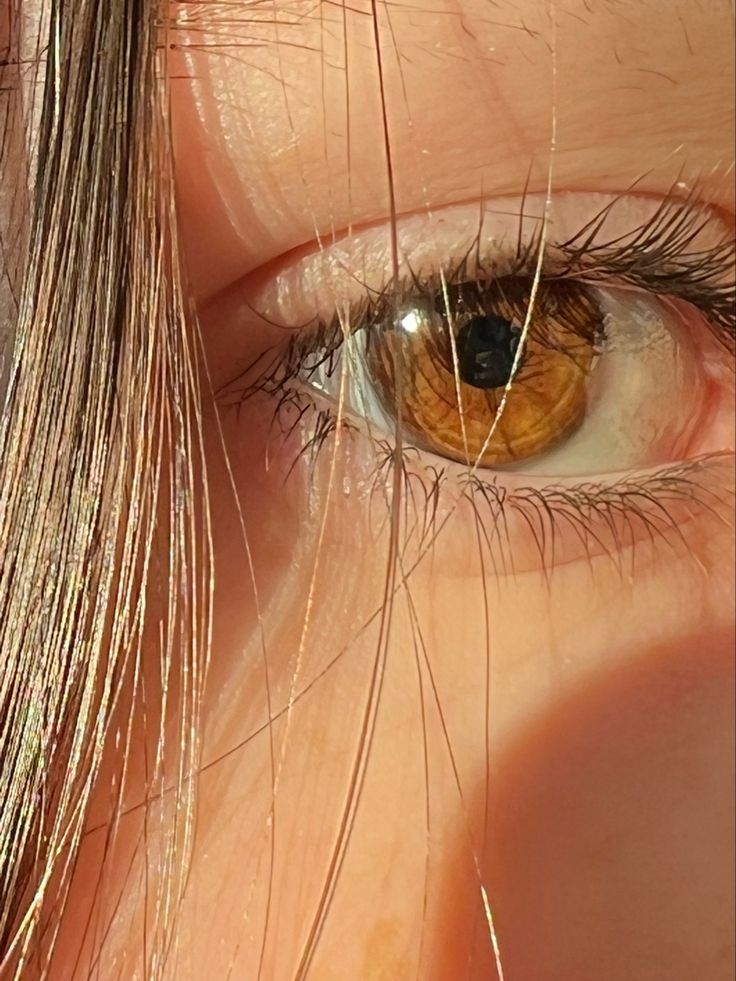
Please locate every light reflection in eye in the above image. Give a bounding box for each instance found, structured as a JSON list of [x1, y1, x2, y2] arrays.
[[363, 276, 598, 468], [399, 309, 423, 334]]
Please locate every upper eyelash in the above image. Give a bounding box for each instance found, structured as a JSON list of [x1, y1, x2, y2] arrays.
[[225, 188, 735, 405], [555, 191, 736, 342]]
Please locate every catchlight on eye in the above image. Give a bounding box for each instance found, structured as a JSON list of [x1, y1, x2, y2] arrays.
[[365, 277, 599, 467]]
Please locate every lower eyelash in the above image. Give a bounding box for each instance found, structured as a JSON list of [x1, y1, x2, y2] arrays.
[[466, 462, 731, 577], [258, 396, 733, 579]]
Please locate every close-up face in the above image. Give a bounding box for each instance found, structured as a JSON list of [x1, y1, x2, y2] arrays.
[[2, 1, 734, 979]]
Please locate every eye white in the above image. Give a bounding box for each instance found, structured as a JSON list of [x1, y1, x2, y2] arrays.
[[307, 330, 394, 437], [508, 288, 704, 476]]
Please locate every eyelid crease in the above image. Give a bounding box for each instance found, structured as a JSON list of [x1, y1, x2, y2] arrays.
[[217, 188, 734, 481], [228, 199, 734, 412], [210, 189, 735, 583], [239, 189, 735, 351]]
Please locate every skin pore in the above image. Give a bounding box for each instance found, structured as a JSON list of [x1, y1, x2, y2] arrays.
[[49, 1, 734, 978]]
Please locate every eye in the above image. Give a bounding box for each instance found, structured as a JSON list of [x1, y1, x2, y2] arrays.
[[228, 192, 734, 480], [305, 273, 718, 476]]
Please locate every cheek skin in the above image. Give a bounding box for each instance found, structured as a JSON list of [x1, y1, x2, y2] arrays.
[[434, 630, 735, 981], [48, 388, 734, 978], [183, 427, 734, 979], [225, 420, 733, 977]]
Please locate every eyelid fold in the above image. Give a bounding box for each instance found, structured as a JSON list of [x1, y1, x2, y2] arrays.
[[239, 191, 734, 334], [217, 188, 733, 476]]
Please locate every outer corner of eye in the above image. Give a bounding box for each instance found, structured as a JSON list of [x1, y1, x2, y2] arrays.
[[677, 303, 736, 460]]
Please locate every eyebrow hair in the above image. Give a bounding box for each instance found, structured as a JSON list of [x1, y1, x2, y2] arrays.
[[167, 0, 717, 86]]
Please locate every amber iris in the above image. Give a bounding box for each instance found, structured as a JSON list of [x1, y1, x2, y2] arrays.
[[366, 277, 600, 466]]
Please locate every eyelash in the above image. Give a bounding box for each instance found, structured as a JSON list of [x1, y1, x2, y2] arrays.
[[221, 191, 735, 571], [233, 189, 734, 399]]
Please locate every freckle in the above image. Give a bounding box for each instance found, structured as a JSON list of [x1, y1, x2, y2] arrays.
[[308, 722, 329, 757], [362, 917, 412, 980]]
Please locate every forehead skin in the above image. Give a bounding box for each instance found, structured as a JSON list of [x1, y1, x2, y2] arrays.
[[170, 0, 735, 300]]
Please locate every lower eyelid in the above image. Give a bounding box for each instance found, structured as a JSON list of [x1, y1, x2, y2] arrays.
[[417, 456, 732, 579], [294, 400, 733, 578]]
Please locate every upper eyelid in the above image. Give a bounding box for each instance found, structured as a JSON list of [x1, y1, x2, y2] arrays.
[[214, 189, 733, 401], [242, 192, 735, 361], [242, 191, 734, 331], [174, 0, 734, 298]]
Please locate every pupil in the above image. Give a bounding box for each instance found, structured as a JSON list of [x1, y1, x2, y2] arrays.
[[456, 313, 521, 390]]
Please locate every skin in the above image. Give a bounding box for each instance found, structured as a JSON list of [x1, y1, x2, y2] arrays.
[[52, 1, 734, 978]]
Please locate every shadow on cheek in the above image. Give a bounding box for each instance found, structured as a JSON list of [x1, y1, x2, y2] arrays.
[[431, 628, 735, 981]]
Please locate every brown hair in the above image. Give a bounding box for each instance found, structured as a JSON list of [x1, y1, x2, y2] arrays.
[[0, 1, 210, 971]]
